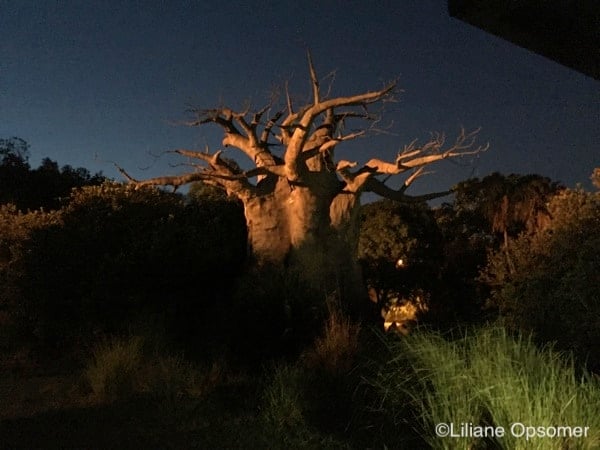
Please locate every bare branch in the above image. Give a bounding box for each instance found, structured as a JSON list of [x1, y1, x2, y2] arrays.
[[279, 105, 308, 143], [243, 165, 287, 179], [165, 149, 243, 175], [299, 130, 367, 164], [402, 166, 425, 188], [336, 160, 358, 171], [285, 82, 396, 179], [365, 177, 452, 202], [113, 163, 138, 183], [184, 108, 280, 168], [260, 111, 284, 145], [233, 113, 258, 147], [322, 69, 337, 99], [365, 128, 488, 175], [252, 105, 270, 127], [285, 80, 294, 117], [114, 163, 207, 188], [307, 50, 320, 104], [186, 108, 240, 136], [399, 167, 433, 194]]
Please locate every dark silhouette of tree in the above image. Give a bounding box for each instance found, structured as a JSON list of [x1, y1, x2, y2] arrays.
[[0, 138, 105, 210], [481, 189, 600, 371], [0, 137, 31, 206], [453, 173, 562, 273], [454, 173, 562, 241], [358, 199, 442, 304], [428, 173, 562, 323]]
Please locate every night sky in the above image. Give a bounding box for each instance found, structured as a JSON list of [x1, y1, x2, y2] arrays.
[[2, 0, 599, 199]]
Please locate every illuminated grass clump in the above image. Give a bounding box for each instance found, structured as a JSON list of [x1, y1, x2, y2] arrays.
[[367, 326, 600, 449]]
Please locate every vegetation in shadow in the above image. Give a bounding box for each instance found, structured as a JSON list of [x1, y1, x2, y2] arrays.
[[1, 140, 599, 448]]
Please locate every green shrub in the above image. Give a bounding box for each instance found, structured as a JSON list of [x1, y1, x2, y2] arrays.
[[365, 325, 600, 449], [4, 181, 246, 352], [482, 189, 600, 370], [358, 199, 444, 311], [0, 204, 62, 347]]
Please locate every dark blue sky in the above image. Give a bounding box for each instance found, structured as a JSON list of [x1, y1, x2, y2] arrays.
[[2, 0, 598, 197]]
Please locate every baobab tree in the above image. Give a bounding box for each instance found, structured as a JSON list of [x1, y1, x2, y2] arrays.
[[118, 57, 487, 299]]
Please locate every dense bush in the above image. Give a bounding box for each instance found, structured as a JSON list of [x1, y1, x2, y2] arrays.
[[359, 199, 443, 287], [429, 173, 563, 324], [224, 265, 327, 363], [358, 196, 493, 326], [0, 205, 62, 346], [481, 189, 600, 370], [1, 182, 247, 354], [358, 200, 444, 327], [0, 137, 104, 211]]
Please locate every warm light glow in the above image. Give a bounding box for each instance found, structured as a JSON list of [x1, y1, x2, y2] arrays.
[[396, 258, 405, 268], [382, 295, 428, 335]]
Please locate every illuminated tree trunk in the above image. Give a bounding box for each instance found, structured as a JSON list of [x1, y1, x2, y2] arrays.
[[239, 171, 363, 300]]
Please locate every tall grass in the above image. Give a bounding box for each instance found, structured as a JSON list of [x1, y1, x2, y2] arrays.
[[302, 303, 361, 375], [366, 325, 600, 450], [259, 362, 350, 449], [85, 335, 215, 403], [85, 335, 144, 401], [261, 363, 306, 429]]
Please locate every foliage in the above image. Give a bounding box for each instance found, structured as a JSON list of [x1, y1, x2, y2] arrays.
[[423, 173, 562, 324], [452, 172, 562, 239], [358, 199, 443, 313], [0, 205, 62, 345], [359, 199, 442, 267], [226, 265, 325, 363], [188, 180, 230, 202], [481, 189, 600, 370], [0, 137, 30, 162], [365, 325, 600, 449], [0, 138, 104, 211], [1, 181, 247, 353], [259, 362, 351, 449]]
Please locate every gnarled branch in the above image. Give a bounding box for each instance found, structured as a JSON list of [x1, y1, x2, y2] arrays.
[[284, 82, 396, 179], [365, 127, 488, 175], [365, 177, 452, 203], [117, 58, 486, 206]]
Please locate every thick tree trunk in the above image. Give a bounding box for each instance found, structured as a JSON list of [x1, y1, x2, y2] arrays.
[[242, 179, 292, 265], [241, 180, 366, 305]]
